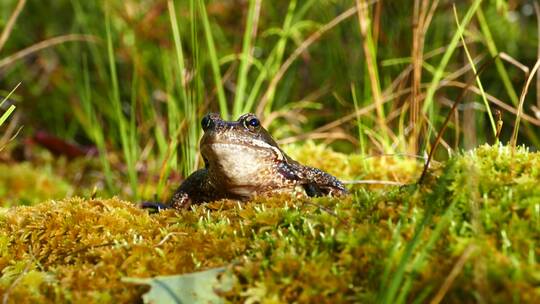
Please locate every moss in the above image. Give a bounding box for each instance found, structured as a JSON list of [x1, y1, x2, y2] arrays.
[[0, 144, 538, 302], [0, 163, 73, 207]]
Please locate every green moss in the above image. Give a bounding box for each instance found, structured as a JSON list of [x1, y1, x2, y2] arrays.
[[0, 144, 538, 302]]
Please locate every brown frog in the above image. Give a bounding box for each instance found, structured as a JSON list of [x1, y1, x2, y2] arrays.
[[143, 113, 347, 211]]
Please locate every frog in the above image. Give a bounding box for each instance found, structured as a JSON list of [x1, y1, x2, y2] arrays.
[[143, 113, 347, 211]]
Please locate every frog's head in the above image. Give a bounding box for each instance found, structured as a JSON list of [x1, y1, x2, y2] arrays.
[[200, 113, 285, 166], [199, 113, 288, 194]]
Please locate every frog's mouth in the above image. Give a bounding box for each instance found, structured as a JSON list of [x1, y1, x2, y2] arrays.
[[201, 139, 285, 162]]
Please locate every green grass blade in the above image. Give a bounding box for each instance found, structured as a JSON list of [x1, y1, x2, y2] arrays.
[[0, 84, 19, 147], [198, 0, 228, 118], [422, 0, 483, 114], [105, 3, 138, 199], [475, 8, 519, 105], [453, 6, 496, 137], [80, 54, 114, 192], [243, 0, 297, 114], [233, 0, 258, 117], [0, 105, 15, 127], [168, 0, 188, 105]]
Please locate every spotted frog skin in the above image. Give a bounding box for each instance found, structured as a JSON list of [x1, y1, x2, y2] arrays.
[[145, 113, 347, 210]]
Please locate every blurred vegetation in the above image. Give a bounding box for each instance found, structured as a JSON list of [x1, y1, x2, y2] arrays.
[[1, 0, 540, 199], [1, 0, 540, 302]]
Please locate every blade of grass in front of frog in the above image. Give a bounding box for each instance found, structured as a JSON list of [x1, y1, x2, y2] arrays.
[[453, 5, 496, 137], [105, 2, 138, 199], [198, 0, 228, 118], [232, 0, 260, 117]]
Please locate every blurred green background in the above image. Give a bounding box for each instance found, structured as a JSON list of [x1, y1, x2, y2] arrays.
[[1, 0, 539, 201]]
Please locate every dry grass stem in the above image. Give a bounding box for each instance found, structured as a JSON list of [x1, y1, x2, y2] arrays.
[[510, 58, 540, 149], [0, 34, 99, 70], [356, 0, 385, 134], [256, 1, 377, 116], [342, 179, 405, 186], [443, 80, 540, 126], [535, 1, 540, 109], [499, 52, 529, 75], [430, 245, 476, 304], [0, 0, 27, 52]]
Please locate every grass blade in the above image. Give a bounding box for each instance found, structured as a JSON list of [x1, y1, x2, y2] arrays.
[[198, 0, 229, 118], [422, 0, 482, 114], [232, 0, 260, 117]]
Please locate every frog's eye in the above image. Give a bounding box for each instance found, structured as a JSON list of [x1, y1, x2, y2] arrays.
[[201, 114, 213, 131], [245, 116, 260, 130]]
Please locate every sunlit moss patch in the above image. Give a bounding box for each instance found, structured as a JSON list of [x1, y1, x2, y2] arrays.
[[0, 145, 538, 303], [0, 163, 73, 207]]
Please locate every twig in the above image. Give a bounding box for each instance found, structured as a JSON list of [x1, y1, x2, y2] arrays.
[[0, 34, 99, 70], [430, 244, 476, 304], [2, 263, 31, 304], [510, 58, 540, 150], [418, 57, 494, 184], [155, 232, 188, 247], [342, 180, 405, 186], [535, 1, 540, 109], [278, 130, 359, 145], [255, 1, 378, 116], [0, 0, 27, 52], [303, 201, 350, 227], [499, 52, 529, 75], [441, 80, 540, 126]]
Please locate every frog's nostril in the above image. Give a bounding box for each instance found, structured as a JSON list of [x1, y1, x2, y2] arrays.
[[201, 114, 214, 131]]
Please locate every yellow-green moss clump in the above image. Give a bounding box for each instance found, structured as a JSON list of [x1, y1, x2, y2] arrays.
[[0, 163, 73, 207], [284, 141, 422, 183], [0, 144, 538, 303]]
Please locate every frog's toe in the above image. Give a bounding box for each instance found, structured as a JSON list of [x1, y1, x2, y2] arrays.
[[140, 201, 172, 212], [170, 192, 192, 210]]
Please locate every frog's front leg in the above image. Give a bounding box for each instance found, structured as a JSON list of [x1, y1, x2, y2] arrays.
[[169, 168, 216, 210], [142, 169, 214, 211], [299, 166, 348, 197]]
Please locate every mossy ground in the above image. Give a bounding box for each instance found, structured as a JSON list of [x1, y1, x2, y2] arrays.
[[0, 144, 538, 303]]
